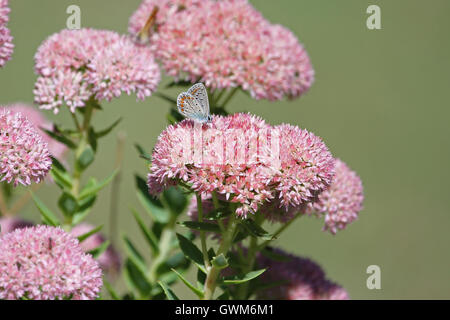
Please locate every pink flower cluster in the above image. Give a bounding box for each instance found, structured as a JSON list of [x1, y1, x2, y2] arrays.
[[129, 0, 313, 100], [255, 248, 349, 300], [0, 109, 52, 186], [0, 225, 102, 300], [70, 223, 121, 275], [34, 28, 160, 113], [147, 113, 334, 218], [0, 217, 33, 234], [5, 103, 66, 160], [0, 0, 13, 67], [306, 159, 364, 234]]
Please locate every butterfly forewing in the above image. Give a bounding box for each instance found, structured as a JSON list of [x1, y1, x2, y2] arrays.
[[177, 92, 207, 121]]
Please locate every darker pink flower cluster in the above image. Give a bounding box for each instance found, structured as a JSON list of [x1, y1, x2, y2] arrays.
[[306, 159, 364, 234], [34, 28, 160, 113], [0, 225, 102, 300], [70, 223, 121, 275], [0, 109, 52, 186], [0, 0, 13, 67], [129, 0, 313, 100], [147, 113, 333, 218], [5, 104, 66, 160], [255, 248, 349, 300]]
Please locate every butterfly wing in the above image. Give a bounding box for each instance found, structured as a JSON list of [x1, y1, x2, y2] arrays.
[[187, 83, 210, 116], [177, 92, 209, 122]]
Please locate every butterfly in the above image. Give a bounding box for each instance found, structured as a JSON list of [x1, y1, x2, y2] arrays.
[[177, 83, 212, 123]]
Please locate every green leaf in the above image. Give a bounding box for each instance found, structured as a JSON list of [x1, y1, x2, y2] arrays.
[[131, 208, 159, 254], [32, 193, 60, 226], [241, 219, 274, 240], [72, 195, 97, 225], [103, 280, 120, 300], [197, 268, 206, 290], [77, 224, 103, 243], [58, 192, 78, 217], [162, 186, 187, 215], [222, 269, 266, 285], [88, 240, 110, 258], [79, 170, 118, 200], [122, 235, 147, 276], [96, 117, 122, 138], [178, 221, 221, 233], [51, 156, 67, 173], [51, 167, 72, 190], [76, 145, 95, 171], [171, 268, 204, 298], [41, 128, 77, 149], [124, 259, 152, 297], [87, 127, 98, 152], [217, 292, 230, 300], [135, 144, 151, 161], [158, 281, 179, 300], [135, 175, 169, 223], [211, 253, 229, 270], [176, 233, 206, 273]]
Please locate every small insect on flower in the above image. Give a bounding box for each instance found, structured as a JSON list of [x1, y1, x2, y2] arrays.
[[136, 6, 159, 44], [177, 83, 212, 123]]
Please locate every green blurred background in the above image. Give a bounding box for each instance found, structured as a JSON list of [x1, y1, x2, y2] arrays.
[[1, 0, 449, 299]]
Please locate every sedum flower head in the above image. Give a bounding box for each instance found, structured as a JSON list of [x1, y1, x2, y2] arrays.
[[0, 0, 13, 67], [255, 248, 349, 300], [0, 109, 52, 186], [148, 113, 333, 218], [130, 0, 313, 100], [0, 225, 102, 300], [34, 28, 160, 113], [5, 103, 67, 160], [70, 223, 121, 275], [307, 159, 364, 234]]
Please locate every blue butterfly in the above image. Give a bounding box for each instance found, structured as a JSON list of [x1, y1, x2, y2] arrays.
[[177, 83, 212, 123]]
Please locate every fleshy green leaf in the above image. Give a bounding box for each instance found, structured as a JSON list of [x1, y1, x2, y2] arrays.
[[76, 145, 95, 171], [222, 269, 266, 285], [171, 268, 204, 298], [162, 186, 187, 215], [122, 235, 147, 276], [211, 253, 229, 270], [103, 280, 120, 300], [135, 175, 169, 223], [178, 221, 221, 233], [51, 167, 72, 190], [88, 240, 110, 258], [124, 259, 152, 297], [58, 192, 78, 217], [135, 144, 151, 161], [77, 225, 103, 243], [176, 233, 206, 273], [131, 208, 159, 254], [158, 281, 179, 300], [96, 117, 122, 138], [41, 128, 77, 149], [241, 219, 274, 240], [32, 193, 60, 226], [79, 170, 118, 200]]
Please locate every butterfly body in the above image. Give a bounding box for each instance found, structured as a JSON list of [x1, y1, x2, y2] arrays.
[[177, 83, 211, 123]]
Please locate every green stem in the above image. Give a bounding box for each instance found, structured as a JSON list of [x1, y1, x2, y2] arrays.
[[203, 214, 238, 300], [237, 235, 258, 299], [196, 193, 211, 269]]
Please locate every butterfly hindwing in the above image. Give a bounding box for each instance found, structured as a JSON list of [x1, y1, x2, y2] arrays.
[[177, 92, 208, 122], [187, 83, 209, 116]]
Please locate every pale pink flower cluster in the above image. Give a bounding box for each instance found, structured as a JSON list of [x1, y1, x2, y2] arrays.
[[70, 223, 121, 275], [0, 109, 52, 186], [0, 225, 102, 300], [5, 103, 66, 160], [34, 28, 160, 113], [0, 0, 13, 67], [306, 159, 364, 234], [129, 0, 313, 100], [0, 217, 33, 234], [148, 113, 333, 218], [255, 248, 349, 300]]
